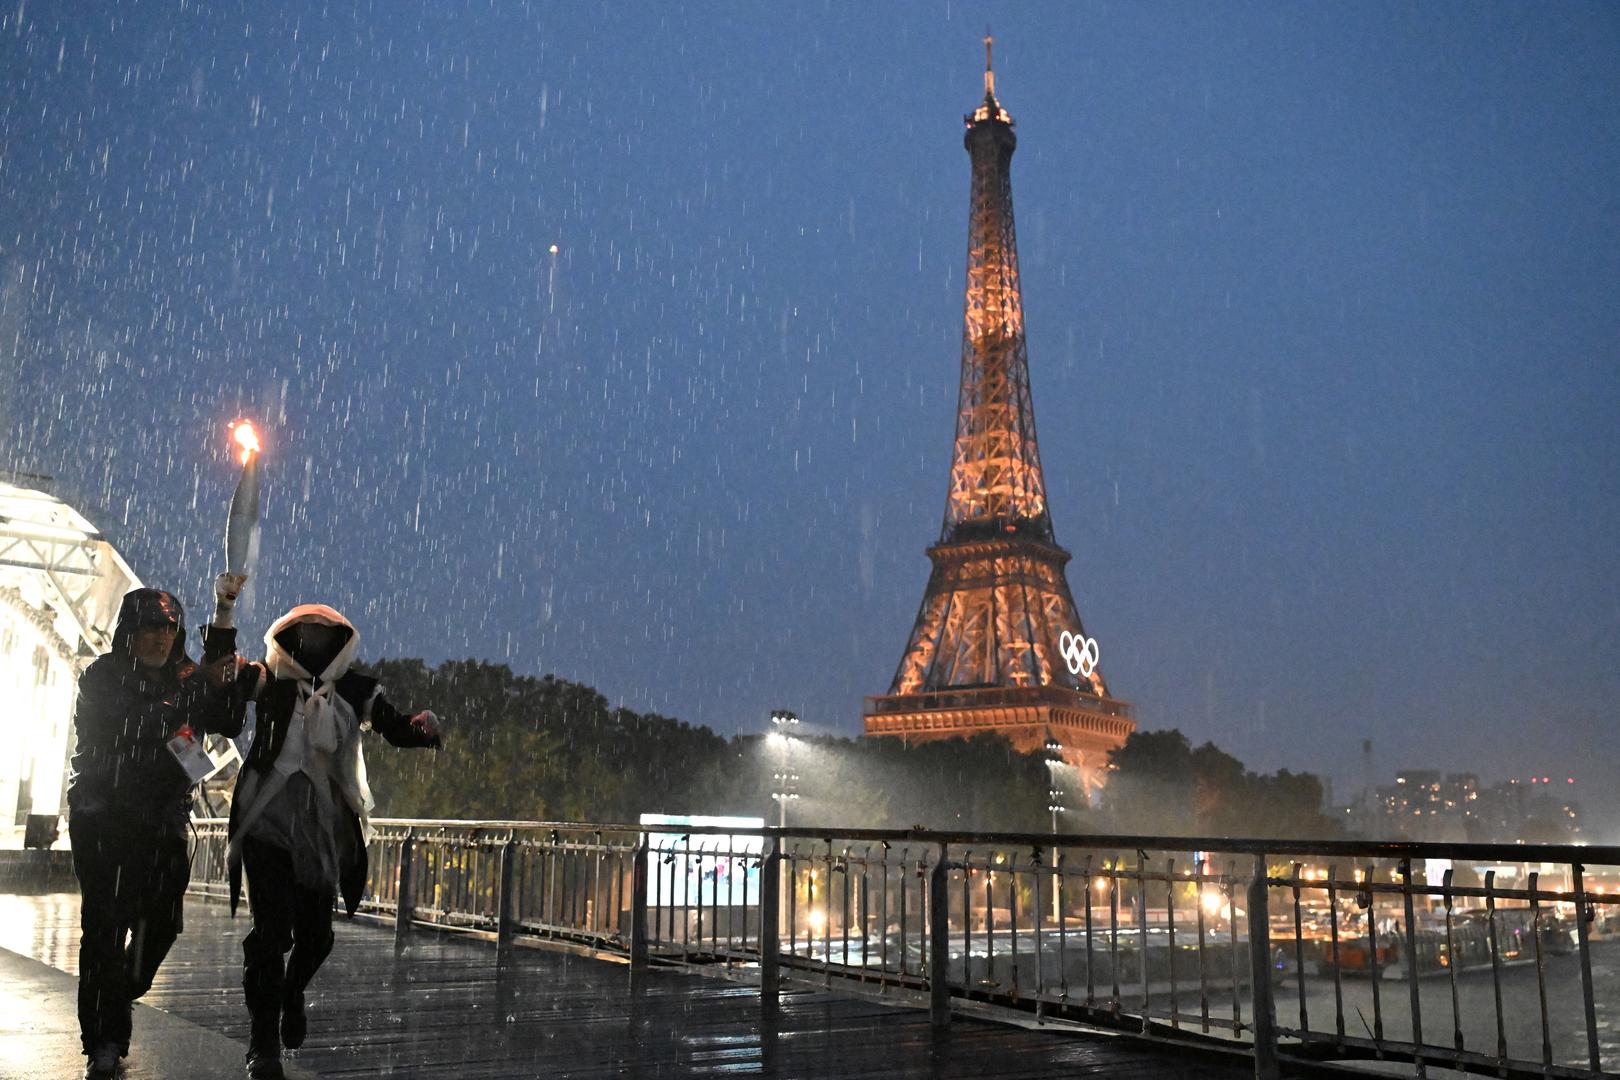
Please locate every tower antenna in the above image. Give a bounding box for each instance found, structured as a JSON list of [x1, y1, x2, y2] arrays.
[[984, 28, 995, 99]]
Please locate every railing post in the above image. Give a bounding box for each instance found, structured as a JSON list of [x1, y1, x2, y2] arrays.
[[496, 836, 519, 957], [760, 835, 782, 1014], [1572, 863, 1602, 1073], [1246, 854, 1279, 1080], [629, 831, 650, 972], [394, 828, 417, 950], [1398, 859, 1426, 1077], [929, 843, 951, 1029]]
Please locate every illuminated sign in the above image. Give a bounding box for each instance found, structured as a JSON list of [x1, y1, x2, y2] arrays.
[[639, 814, 764, 907], [1058, 630, 1099, 679]]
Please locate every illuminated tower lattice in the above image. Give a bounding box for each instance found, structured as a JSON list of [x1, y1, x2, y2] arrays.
[[863, 40, 1134, 794]]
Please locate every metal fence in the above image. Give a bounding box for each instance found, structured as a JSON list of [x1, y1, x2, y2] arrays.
[[187, 819, 1620, 1080]]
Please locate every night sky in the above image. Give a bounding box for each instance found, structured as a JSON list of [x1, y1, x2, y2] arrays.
[[3, 5, 1616, 828]]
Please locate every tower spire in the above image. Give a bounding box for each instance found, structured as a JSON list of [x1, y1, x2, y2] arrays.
[[950, 34, 1037, 541]]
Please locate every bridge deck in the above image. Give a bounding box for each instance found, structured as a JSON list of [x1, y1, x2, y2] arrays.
[[0, 892, 1253, 1079]]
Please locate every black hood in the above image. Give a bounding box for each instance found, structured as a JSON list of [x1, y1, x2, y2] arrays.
[[110, 588, 189, 669]]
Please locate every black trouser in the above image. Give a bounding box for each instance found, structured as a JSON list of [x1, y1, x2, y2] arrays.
[[70, 818, 189, 1055], [240, 838, 335, 1048]]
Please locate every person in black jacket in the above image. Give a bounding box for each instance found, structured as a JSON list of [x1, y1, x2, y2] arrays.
[[210, 592, 441, 1080], [66, 588, 241, 1080]]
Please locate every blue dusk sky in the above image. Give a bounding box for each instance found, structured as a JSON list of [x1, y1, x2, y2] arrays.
[[3, 4, 1616, 827]]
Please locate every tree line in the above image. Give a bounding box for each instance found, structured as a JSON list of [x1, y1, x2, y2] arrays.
[[358, 658, 1345, 839]]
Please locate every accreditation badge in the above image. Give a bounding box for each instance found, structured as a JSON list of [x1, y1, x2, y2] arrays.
[[167, 727, 226, 785]]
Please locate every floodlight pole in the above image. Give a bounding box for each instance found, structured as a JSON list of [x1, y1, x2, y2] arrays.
[[768, 709, 801, 949], [1045, 739, 1065, 924], [769, 710, 800, 829]]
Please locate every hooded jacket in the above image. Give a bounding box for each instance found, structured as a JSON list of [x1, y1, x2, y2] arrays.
[[220, 605, 439, 914], [67, 589, 244, 836]]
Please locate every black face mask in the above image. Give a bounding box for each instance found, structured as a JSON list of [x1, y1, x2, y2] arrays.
[[286, 622, 345, 678]]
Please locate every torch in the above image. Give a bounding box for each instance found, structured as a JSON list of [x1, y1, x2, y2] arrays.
[[172, 420, 262, 777], [225, 419, 261, 575], [216, 419, 262, 631]]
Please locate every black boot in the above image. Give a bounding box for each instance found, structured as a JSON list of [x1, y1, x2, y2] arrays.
[[244, 1048, 284, 1080], [245, 1009, 283, 1080], [280, 988, 306, 1051], [83, 1044, 119, 1080]]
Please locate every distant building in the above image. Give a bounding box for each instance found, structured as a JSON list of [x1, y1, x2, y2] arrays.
[[1473, 777, 1581, 844], [1356, 768, 1578, 843]]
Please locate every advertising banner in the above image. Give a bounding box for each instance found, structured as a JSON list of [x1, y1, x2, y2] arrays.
[[639, 814, 764, 907]]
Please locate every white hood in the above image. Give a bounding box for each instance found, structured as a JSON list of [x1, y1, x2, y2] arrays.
[[263, 603, 360, 684]]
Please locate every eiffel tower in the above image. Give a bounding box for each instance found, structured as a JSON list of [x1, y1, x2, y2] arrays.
[[863, 38, 1134, 794]]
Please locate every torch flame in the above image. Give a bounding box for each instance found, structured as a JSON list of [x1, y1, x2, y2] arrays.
[[230, 420, 261, 465]]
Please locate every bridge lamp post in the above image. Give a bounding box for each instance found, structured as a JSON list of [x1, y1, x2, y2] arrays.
[[769, 710, 800, 829], [1044, 738, 1066, 922], [767, 709, 801, 945]]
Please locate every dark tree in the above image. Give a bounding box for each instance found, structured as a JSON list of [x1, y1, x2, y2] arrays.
[[1105, 728, 1342, 840]]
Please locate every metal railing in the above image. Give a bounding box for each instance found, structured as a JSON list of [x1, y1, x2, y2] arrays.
[[187, 819, 1620, 1079]]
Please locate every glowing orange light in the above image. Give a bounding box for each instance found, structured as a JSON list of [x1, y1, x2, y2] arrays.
[[229, 420, 261, 465]]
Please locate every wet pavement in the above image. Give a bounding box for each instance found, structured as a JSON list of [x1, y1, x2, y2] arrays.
[[0, 946, 320, 1080], [0, 892, 1253, 1079]]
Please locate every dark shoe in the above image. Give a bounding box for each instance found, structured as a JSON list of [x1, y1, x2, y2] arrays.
[[245, 1047, 285, 1080], [84, 1044, 119, 1079], [281, 990, 306, 1050]]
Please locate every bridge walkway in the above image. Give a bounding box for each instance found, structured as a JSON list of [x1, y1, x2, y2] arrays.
[[1, 892, 1254, 1079]]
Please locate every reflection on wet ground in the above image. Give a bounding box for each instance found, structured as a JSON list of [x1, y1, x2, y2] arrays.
[[0, 893, 1249, 1078]]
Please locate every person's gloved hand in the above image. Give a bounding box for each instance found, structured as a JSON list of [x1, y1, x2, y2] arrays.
[[213, 572, 247, 629], [201, 655, 240, 688], [410, 710, 443, 748]]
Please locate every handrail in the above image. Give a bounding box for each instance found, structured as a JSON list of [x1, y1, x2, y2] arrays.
[[185, 817, 1620, 1080], [189, 816, 1620, 868]]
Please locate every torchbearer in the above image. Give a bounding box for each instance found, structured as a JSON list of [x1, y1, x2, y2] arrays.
[[218, 603, 444, 1080], [195, 419, 444, 1078]]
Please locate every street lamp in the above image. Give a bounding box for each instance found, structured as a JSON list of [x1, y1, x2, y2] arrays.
[[1044, 739, 1067, 831], [1044, 738, 1066, 922], [769, 710, 800, 828]]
